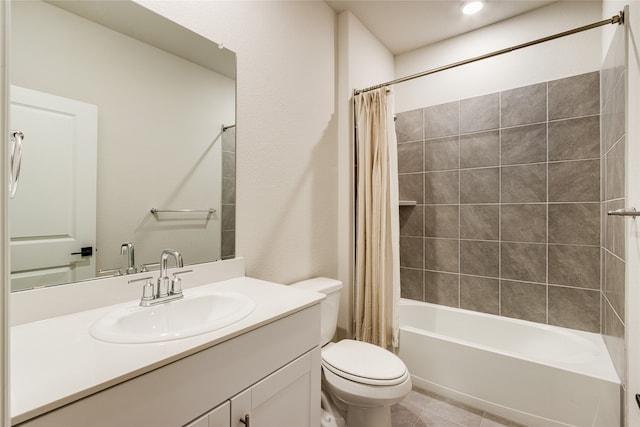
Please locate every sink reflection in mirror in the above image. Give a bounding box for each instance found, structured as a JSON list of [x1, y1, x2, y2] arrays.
[[90, 291, 256, 344], [9, 0, 236, 292]]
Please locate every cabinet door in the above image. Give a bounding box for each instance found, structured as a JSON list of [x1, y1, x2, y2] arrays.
[[184, 401, 230, 427], [231, 348, 320, 427], [208, 401, 231, 427]]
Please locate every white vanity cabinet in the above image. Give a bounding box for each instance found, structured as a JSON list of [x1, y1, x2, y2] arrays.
[[185, 347, 320, 427], [16, 302, 321, 427], [230, 348, 321, 427], [185, 402, 230, 427]]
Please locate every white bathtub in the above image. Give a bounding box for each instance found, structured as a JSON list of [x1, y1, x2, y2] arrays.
[[397, 299, 621, 427]]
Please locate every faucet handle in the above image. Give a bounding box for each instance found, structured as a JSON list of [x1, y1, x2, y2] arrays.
[[139, 262, 160, 273], [129, 276, 155, 302], [98, 267, 122, 277], [171, 269, 193, 295]]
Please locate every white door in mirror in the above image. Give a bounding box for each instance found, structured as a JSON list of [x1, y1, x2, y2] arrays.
[[90, 291, 256, 344], [9, 85, 98, 291]]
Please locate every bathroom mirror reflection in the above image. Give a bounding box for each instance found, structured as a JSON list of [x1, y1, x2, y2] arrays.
[[9, 0, 236, 291]]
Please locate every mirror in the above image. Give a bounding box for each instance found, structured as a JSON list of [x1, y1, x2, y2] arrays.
[[9, 0, 236, 291]]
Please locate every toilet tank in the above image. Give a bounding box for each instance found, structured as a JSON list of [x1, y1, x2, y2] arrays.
[[290, 278, 343, 346]]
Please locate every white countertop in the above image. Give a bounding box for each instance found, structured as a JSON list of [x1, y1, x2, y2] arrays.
[[11, 277, 323, 425]]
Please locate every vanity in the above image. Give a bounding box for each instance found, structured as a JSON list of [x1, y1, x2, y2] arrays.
[[10, 259, 323, 427]]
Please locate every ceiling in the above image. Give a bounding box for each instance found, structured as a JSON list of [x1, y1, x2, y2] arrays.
[[326, 0, 558, 55]]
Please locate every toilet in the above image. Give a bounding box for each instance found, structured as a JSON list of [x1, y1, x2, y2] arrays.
[[291, 278, 411, 427]]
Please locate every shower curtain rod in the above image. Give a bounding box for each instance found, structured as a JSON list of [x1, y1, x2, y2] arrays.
[[354, 11, 624, 95]]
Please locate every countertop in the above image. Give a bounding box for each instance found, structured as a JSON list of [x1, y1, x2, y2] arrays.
[[11, 276, 323, 425]]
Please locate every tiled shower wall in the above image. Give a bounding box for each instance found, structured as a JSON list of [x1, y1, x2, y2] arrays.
[[601, 23, 626, 387], [396, 71, 602, 332], [221, 126, 236, 260]]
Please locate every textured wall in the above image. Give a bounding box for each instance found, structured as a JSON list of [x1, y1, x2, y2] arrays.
[[396, 72, 602, 332], [141, 1, 339, 284]]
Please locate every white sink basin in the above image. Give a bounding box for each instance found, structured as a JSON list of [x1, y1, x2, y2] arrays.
[[90, 291, 256, 343]]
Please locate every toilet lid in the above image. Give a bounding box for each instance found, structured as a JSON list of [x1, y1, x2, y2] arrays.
[[322, 340, 408, 386]]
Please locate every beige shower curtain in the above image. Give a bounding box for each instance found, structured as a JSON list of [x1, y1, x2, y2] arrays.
[[354, 87, 400, 350]]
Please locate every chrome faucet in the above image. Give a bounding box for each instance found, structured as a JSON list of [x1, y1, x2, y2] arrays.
[[120, 242, 136, 274], [157, 249, 184, 298], [131, 249, 189, 307]]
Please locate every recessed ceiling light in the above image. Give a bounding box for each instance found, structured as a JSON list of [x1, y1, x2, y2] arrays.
[[461, 0, 484, 15]]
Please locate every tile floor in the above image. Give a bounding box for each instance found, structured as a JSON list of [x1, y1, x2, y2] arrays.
[[391, 388, 525, 427]]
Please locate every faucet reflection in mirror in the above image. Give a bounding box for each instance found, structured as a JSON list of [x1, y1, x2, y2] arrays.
[[9, 0, 236, 291], [120, 242, 136, 275]]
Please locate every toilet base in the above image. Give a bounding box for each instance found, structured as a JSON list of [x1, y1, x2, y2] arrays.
[[345, 405, 392, 427]]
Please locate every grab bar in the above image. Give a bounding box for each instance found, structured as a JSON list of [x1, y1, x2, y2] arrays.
[[607, 208, 638, 217], [9, 130, 24, 199], [150, 208, 216, 215]]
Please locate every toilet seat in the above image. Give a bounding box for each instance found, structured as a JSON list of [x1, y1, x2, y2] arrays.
[[322, 340, 409, 386]]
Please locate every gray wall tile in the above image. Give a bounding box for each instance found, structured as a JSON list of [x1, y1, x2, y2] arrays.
[[395, 109, 423, 143], [399, 173, 424, 204], [501, 204, 546, 243], [604, 250, 625, 321], [424, 137, 459, 171], [398, 141, 424, 173], [605, 138, 625, 201], [424, 238, 459, 273], [425, 101, 459, 138], [460, 204, 499, 240], [605, 199, 625, 259], [548, 159, 600, 202], [548, 71, 599, 120], [400, 205, 424, 237], [400, 236, 424, 268], [501, 280, 546, 323], [500, 123, 546, 165], [425, 171, 459, 204], [548, 286, 600, 332], [501, 242, 546, 283], [222, 177, 236, 204], [548, 116, 600, 161], [424, 271, 459, 307], [401, 268, 424, 300], [460, 130, 499, 168], [424, 205, 459, 238], [460, 240, 499, 277], [460, 168, 499, 203], [222, 151, 236, 178], [221, 126, 236, 152], [549, 203, 600, 245], [460, 93, 499, 133], [221, 204, 236, 231], [221, 230, 235, 258], [602, 76, 625, 153], [548, 244, 600, 289], [460, 275, 499, 315], [501, 164, 546, 203], [501, 82, 547, 127]]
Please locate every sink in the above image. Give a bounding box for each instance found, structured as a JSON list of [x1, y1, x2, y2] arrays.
[[90, 291, 256, 343]]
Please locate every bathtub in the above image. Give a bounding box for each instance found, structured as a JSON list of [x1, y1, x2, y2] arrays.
[[397, 299, 620, 427]]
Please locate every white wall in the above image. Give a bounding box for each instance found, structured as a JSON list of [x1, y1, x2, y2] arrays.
[[394, 1, 603, 112], [140, 1, 338, 285], [11, 0, 235, 273], [336, 11, 394, 337]]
